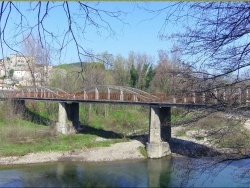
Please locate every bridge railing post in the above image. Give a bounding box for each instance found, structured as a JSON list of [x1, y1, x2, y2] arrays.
[[246, 88, 249, 104], [223, 89, 226, 101], [173, 96, 176, 103], [120, 90, 124, 101], [192, 92, 196, 104], [202, 92, 206, 104], [184, 96, 187, 103], [238, 88, 242, 104], [95, 88, 99, 100], [83, 90, 87, 100], [133, 94, 138, 102], [214, 89, 218, 104], [107, 88, 110, 100]]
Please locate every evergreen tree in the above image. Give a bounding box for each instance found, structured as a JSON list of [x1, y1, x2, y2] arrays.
[[129, 63, 138, 88], [145, 64, 155, 89]]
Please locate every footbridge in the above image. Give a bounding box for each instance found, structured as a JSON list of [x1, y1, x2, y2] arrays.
[[1, 85, 250, 158]]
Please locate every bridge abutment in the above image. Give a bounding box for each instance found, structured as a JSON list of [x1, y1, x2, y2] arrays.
[[146, 106, 171, 158], [56, 102, 80, 134], [12, 100, 26, 114]]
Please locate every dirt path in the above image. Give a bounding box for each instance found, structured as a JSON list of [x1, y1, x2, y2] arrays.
[[0, 140, 145, 165]]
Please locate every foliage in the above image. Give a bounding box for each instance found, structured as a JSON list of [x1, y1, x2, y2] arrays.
[[0, 121, 124, 156], [79, 104, 149, 136], [145, 64, 155, 89], [129, 63, 137, 88], [0, 101, 150, 157], [0, 111, 126, 156]]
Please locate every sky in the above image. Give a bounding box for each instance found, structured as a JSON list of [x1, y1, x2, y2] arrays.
[[3, 2, 181, 65], [78, 2, 175, 63]]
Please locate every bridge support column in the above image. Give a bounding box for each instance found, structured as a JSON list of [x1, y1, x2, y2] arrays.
[[146, 106, 171, 158], [56, 102, 80, 134]]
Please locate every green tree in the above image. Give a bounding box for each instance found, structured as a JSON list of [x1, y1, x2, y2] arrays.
[[129, 63, 138, 88], [145, 64, 155, 89], [128, 51, 155, 90]]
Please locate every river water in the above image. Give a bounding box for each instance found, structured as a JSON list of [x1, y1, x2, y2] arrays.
[[0, 156, 250, 187]]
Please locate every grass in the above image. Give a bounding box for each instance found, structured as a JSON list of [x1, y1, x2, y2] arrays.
[[174, 111, 250, 151], [0, 102, 147, 157], [79, 104, 149, 136], [175, 129, 186, 137], [2, 100, 249, 157], [0, 120, 127, 157], [138, 146, 148, 157]]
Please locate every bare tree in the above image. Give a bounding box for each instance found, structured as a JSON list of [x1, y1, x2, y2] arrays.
[[137, 2, 250, 108], [0, 2, 126, 67], [143, 2, 250, 84], [112, 55, 130, 86], [21, 34, 51, 86]]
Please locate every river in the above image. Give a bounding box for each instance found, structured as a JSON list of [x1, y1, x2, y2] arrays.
[[0, 155, 250, 187]]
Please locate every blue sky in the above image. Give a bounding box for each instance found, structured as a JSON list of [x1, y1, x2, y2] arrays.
[[80, 2, 174, 61], [4, 2, 180, 65], [56, 2, 178, 64]]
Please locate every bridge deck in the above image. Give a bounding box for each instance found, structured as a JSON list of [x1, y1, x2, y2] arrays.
[[7, 97, 215, 108], [1, 85, 249, 108]]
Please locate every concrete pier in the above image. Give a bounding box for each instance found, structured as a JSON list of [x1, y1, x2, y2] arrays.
[[56, 102, 80, 134], [146, 106, 171, 158]]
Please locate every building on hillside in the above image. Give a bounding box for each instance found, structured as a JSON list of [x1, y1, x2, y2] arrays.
[[0, 60, 5, 77], [0, 54, 52, 86], [0, 54, 35, 72]]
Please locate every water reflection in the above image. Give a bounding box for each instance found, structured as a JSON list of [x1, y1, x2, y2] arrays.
[[147, 158, 171, 187], [0, 156, 250, 187]]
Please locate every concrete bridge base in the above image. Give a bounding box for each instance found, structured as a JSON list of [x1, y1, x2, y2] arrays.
[[146, 106, 171, 158], [56, 102, 80, 134], [56, 122, 76, 135], [146, 142, 170, 158]]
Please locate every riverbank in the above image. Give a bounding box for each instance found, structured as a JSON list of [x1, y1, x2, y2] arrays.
[[0, 139, 146, 165], [0, 129, 236, 165], [0, 131, 219, 166], [1, 113, 249, 166]]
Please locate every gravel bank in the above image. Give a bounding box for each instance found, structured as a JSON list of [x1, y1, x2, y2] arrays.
[[0, 140, 145, 165]]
